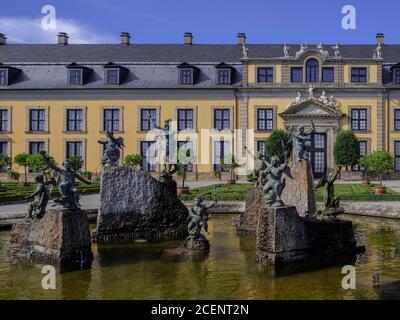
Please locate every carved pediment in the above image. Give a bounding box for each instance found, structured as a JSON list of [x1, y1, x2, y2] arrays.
[[280, 98, 343, 119]]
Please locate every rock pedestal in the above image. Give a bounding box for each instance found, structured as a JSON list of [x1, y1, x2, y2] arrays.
[[94, 166, 189, 243], [8, 208, 93, 269], [256, 205, 359, 266], [281, 160, 316, 217], [236, 187, 265, 235], [182, 235, 210, 251]]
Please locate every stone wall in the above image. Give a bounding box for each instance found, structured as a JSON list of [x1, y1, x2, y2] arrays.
[[95, 166, 189, 243]]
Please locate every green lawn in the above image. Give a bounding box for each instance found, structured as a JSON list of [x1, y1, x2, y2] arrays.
[[180, 182, 400, 202], [0, 181, 100, 204]]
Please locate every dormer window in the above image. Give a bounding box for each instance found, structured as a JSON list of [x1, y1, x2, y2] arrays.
[[68, 69, 82, 85], [104, 63, 128, 85], [67, 63, 91, 86], [178, 63, 198, 85], [0, 69, 8, 86], [215, 63, 234, 85]]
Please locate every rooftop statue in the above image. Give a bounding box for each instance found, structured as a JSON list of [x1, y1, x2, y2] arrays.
[[283, 43, 290, 58], [314, 166, 343, 218], [308, 84, 315, 99], [46, 157, 92, 210], [25, 174, 52, 220], [261, 148, 293, 207], [332, 43, 341, 58], [290, 121, 316, 162], [98, 130, 125, 166]]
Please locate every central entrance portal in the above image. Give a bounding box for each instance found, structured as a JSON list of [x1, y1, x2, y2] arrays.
[[310, 132, 327, 179]]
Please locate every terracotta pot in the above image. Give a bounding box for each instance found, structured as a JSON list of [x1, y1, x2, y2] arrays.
[[373, 186, 386, 195], [177, 187, 189, 195], [21, 182, 30, 187], [362, 179, 370, 185], [227, 179, 236, 185]]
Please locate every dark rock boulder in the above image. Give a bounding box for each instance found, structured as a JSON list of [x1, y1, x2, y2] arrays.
[[94, 166, 189, 243], [235, 187, 265, 235]]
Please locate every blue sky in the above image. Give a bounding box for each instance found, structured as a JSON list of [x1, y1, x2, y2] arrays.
[[1, 0, 399, 44]]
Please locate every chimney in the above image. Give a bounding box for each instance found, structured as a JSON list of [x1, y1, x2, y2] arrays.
[[0, 33, 6, 45], [237, 33, 246, 45], [376, 33, 384, 45], [120, 32, 131, 45], [57, 32, 69, 45], [184, 32, 193, 45]]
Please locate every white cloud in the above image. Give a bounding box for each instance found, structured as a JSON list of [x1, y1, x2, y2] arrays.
[[0, 16, 118, 44]]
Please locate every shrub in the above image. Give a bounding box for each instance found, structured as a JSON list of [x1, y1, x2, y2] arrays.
[[14, 153, 30, 183], [334, 130, 360, 168], [360, 151, 395, 186], [124, 154, 144, 170], [0, 154, 12, 173], [26, 152, 55, 175], [264, 129, 292, 162], [67, 156, 84, 171]]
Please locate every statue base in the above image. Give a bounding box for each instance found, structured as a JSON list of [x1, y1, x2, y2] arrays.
[[318, 208, 345, 220], [255, 205, 362, 269], [181, 235, 210, 251], [8, 208, 93, 271]]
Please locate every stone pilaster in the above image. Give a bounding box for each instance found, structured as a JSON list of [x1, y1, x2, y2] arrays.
[[377, 95, 385, 151]]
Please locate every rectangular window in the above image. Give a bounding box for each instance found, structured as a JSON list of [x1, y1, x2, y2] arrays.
[[395, 141, 400, 171], [103, 109, 120, 131], [216, 69, 231, 85], [394, 110, 400, 131], [257, 67, 273, 83], [291, 67, 303, 82], [66, 109, 83, 131], [352, 140, 367, 171], [257, 141, 266, 154], [140, 109, 157, 131], [105, 69, 119, 85], [214, 109, 230, 131], [177, 141, 193, 172], [29, 109, 46, 131], [214, 140, 230, 172], [0, 141, 8, 155], [322, 67, 334, 82], [177, 109, 193, 131], [179, 69, 193, 84], [351, 68, 367, 83], [351, 108, 367, 131], [0, 69, 8, 86], [257, 108, 274, 131], [66, 141, 82, 159], [68, 69, 82, 85], [395, 70, 400, 84], [0, 110, 8, 132], [29, 141, 45, 154], [140, 141, 156, 172]]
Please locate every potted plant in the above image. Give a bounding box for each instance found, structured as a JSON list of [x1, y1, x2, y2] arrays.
[[333, 130, 360, 181], [176, 147, 195, 195], [222, 154, 241, 185], [14, 153, 31, 186], [0, 154, 12, 192], [360, 151, 395, 195], [81, 171, 92, 181], [213, 170, 222, 181], [26, 152, 56, 182], [124, 154, 144, 170], [361, 167, 370, 185], [67, 156, 84, 185], [6, 170, 20, 182]]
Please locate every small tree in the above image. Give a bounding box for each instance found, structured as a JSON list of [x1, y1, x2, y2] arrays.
[[0, 154, 12, 173], [360, 151, 395, 186], [176, 147, 195, 188], [67, 156, 84, 171], [14, 153, 30, 184], [26, 152, 55, 177], [124, 154, 144, 170], [334, 130, 360, 169], [264, 129, 292, 162], [222, 154, 241, 181]]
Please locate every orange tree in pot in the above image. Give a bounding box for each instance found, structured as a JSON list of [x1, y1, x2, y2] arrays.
[[0, 154, 12, 192], [14, 153, 31, 186], [221, 154, 241, 185], [359, 151, 395, 195], [333, 129, 360, 179], [176, 146, 195, 195]]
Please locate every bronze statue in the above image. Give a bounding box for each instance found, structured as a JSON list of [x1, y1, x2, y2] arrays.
[[25, 174, 52, 220], [261, 149, 293, 206], [244, 147, 268, 187], [47, 158, 92, 209], [98, 130, 125, 166], [290, 121, 316, 162], [314, 166, 343, 217], [159, 164, 178, 195], [187, 194, 217, 239]]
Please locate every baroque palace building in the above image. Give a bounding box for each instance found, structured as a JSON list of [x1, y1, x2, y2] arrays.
[[1, 31, 400, 179]]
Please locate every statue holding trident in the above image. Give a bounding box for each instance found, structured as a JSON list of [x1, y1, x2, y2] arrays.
[[98, 130, 125, 166], [290, 121, 316, 162], [147, 111, 175, 170]]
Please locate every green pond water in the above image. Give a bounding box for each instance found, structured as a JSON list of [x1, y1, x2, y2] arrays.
[[1, 214, 400, 300]]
